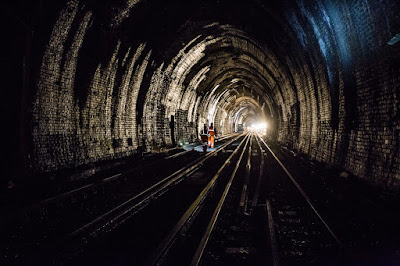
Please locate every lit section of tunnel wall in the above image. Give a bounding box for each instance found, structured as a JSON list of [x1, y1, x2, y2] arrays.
[[32, 0, 153, 171], [142, 25, 282, 150], [31, 2, 280, 171], [142, 35, 222, 149], [25, 0, 400, 190]]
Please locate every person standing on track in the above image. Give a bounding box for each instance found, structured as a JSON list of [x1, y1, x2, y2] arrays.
[[200, 124, 209, 153], [208, 123, 217, 149]]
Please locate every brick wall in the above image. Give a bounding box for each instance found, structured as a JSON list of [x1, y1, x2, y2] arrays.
[[282, 0, 400, 190], [7, 0, 399, 192], [31, 0, 152, 171]]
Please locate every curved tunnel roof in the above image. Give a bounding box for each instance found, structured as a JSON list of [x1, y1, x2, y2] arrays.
[[3, 0, 400, 189]]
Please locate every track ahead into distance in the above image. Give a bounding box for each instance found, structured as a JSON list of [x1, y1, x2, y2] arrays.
[[64, 133, 342, 265], [3, 133, 400, 265]]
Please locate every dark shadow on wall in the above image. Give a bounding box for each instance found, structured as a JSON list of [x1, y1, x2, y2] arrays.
[[170, 115, 176, 147], [335, 64, 358, 167], [288, 102, 300, 150]]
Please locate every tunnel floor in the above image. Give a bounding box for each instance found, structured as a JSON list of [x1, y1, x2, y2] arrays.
[[1, 134, 400, 265]]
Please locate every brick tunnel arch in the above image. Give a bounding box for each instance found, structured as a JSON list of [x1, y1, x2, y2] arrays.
[[4, 0, 400, 191]]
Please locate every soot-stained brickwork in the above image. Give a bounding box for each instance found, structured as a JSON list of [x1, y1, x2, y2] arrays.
[[285, 0, 400, 188], [3, 0, 400, 191]]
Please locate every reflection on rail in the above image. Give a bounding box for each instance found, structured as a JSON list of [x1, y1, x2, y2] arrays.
[[148, 134, 250, 265], [4, 132, 344, 265], [256, 133, 341, 245]]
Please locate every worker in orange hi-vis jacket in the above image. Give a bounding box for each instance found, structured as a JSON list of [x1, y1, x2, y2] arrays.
[[208, 123, 216, 148], [200, 124, 208, 153]]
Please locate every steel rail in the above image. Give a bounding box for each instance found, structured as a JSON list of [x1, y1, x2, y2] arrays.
[[266, 200, 279, 266], [30, 173, 122, 209], [24, 135, 245, 265], [63, 135, 243, 244], [248, 133, 265, 214], [239, 133, 252, 214], [165, 149, 194, 159], [15, 134, 239, 222], [190, 134, 252, 266], [214, 132, 238, 142], [147, 134, 250, 266], [256, 133, 342, 245], [174, 133, 239, 156]]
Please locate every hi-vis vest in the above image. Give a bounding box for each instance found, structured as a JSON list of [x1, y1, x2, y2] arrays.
[[208, 126, 215, 136]]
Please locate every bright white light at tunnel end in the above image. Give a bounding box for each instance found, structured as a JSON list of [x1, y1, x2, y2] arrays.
[[250, 122, 267, 130], [248, 121, 268, 135]]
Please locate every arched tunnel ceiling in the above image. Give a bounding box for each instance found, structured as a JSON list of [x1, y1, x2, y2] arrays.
[[116, 1, 298, 134], [4, 0, 400, 189], [89, 0, 297, 143]]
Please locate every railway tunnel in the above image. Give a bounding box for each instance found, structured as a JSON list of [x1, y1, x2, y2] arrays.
[[2, 0, 400, 264]]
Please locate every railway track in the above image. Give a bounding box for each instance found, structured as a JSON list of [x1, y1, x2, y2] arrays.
[[140, 132, 342, 265], [35, 132, 342, 265], [65, 134, 250, 265], [257, 134, 342, 265], [148, 134, 252, 266], [2, 132, 347, 265], [0, 134, 239, 264], [197, 133, 268, 265], [264, 141, 400, 264], [2, 127, 399, 266]]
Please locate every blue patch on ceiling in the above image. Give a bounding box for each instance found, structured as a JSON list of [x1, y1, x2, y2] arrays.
[[388, 33, 400, 45]]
